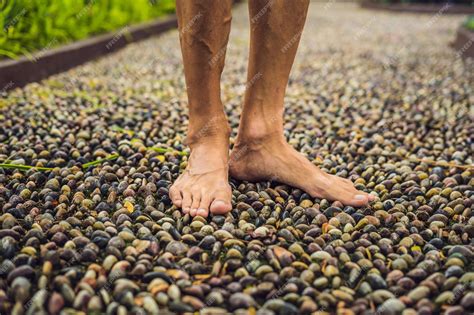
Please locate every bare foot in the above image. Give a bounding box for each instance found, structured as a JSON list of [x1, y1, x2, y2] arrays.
[[229, 134, 374, 207], [169, 138, 232, 217]]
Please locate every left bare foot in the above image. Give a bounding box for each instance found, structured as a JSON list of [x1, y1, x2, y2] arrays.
[[229, 134, 374, 207]]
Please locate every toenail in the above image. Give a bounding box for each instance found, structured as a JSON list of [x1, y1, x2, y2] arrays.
[[354, 195, 367, 200]]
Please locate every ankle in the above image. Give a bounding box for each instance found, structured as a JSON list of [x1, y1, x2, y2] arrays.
[[236, 111, 284, 142], [234, 126, 285, 151], [187, 113, 230, 146]]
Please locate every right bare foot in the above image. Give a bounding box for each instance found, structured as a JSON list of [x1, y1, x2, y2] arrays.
[[169, 123, 232, 217], [229, 133, 374, 207]]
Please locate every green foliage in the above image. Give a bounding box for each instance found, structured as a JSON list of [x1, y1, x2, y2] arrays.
[[465, 15, 474, 30], [0, 0, 175, 59]]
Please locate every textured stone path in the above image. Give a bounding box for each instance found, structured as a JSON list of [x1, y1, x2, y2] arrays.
[[0, 3, 473, 315]]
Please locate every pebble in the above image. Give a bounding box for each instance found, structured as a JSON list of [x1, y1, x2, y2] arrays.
[[229, 293, 257, 310], [378, 298, 405, 315], [461, 292, 474, 310], [165, 240, 188, 256], [407, 286, 431, 302]]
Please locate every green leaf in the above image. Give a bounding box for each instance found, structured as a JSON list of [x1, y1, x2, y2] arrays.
[[147, 147, 188, 156], [0, 164, 54, 171], [82, 153, 120, 169]]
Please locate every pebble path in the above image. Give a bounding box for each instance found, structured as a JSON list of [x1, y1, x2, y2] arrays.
[[0, 3, 473, 315]]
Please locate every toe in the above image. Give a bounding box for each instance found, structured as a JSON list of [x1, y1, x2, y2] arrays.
[[210, 200, 232, 214], [197, 195, 211, 218], [210, 190, 232, 214], [340, 179, 372, 205], [182, 191, 192, 213], [190, 191, 201, 216], [169, 185, 182, 207], [348, 193, 370, 207]]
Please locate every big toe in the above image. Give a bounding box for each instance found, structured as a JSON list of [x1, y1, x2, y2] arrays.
[[210, 199, 232, 214], [340, 179, 372, 206], [348, 193, 370, 207]]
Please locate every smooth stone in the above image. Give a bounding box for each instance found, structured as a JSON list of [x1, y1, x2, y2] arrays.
[[311, 251, 331, 261], [45, 179, 60, 190], [435, 291, 454, 305], [448, 245, 473, 259], [272, 246, 295, 267], [392, 258, 408, 271], [254, 226, 269, 238], [7, 265, 35, 282], [323, 265, 339, 277], [262, 299, 298, 315], [367, 273, 387, 290], [165, 241, 189, 256], [229, 293, 257, 310], [407, 286, 430, 302], [444, 306, 465, 315], [48, 292, 65, 315], [461, 292, 474, 309], [378, 298, 405, 315]]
